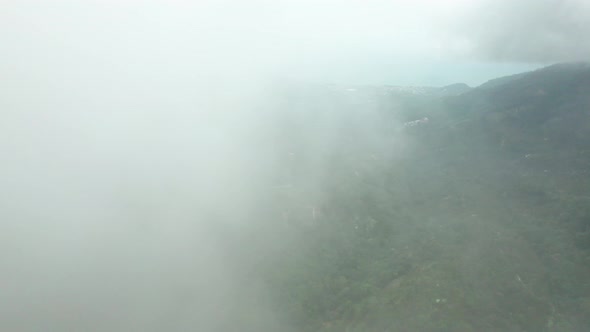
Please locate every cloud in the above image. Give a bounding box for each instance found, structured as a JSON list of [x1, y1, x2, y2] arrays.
[[455, 0, 590, 62], [2, 0, 588, 86]]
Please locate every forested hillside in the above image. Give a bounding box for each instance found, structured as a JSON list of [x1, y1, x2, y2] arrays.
[[262, 63, 590, 331]]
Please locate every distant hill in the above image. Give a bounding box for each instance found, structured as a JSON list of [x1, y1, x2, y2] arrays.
[[326, 82, 472, 98], [381, 82, 471, 97], [438, 82, 472, 95]]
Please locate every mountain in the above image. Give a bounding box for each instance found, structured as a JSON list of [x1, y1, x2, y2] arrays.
[[477, 71, 528, 90], [266, 63, 590, 332], [446, 61, 590, 150]]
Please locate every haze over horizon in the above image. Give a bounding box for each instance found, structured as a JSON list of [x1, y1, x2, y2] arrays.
[[292, 61, 543, 87], [2, 1, 588, 88]]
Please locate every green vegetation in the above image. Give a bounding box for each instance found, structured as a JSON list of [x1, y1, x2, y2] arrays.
[[263, 63, 590, 331]]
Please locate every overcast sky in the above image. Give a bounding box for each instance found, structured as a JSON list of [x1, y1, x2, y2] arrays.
[[1, 0, 588, 86]]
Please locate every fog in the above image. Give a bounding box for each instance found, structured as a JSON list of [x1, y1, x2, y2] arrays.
[[457, 0, 590, 62], [1, 1, 588, 331]]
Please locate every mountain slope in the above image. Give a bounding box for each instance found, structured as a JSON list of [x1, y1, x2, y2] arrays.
[[266, 63, 590, 332]]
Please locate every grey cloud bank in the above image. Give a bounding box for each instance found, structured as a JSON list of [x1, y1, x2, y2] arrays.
[[457, 0, 590, 63]]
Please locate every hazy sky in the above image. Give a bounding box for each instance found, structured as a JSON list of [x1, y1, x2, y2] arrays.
[[1, 0, 588, 86]]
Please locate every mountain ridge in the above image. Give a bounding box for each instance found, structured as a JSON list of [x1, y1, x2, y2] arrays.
[[268, 61, 590, 331]]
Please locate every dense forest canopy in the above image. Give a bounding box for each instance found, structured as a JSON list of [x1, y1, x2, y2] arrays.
[[260, 63, 590, 331]]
